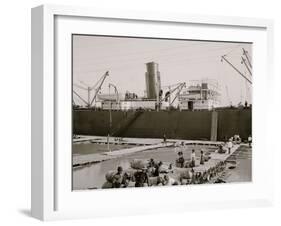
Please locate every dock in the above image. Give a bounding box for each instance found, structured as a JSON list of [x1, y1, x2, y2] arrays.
[[72, 135, 228, 167], [73, 142, 174, 167], [73, 135, 224, 146], [104, 142, 174, 156], [192, 144, 239, 172]]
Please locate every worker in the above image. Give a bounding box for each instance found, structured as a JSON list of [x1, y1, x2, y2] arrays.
[[227, 139, 233, 154], [147, 158, 156, 177], [200, 149, 204, 165], [148, 158, 155, 168], [218, 143, 225, 153], [236, 135, 241, 143], [163, 134, 167, 145], [155, 161, 164, 176], [176, 151, 185, 168], [134, 168, 149, 187], [112, 166, 123, 188], [248, 135, 252, 147], [190, 149, 196, 167]]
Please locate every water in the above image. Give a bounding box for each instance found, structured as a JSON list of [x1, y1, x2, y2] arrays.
[[73, 142, 133, 155], [73, 145, 214, 190]]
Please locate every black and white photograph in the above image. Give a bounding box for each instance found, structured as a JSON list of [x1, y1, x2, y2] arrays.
[[72, 35, 252, 190]]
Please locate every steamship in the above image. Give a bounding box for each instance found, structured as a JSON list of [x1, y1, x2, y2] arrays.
[[73, 62, 251, 142]]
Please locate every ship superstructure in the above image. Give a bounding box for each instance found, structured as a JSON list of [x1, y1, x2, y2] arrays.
[[178, 80, 221, 111], [77, 62, 222, 111]]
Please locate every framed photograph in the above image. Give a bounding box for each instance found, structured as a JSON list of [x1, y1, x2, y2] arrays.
[[31, 4, 274, 221]]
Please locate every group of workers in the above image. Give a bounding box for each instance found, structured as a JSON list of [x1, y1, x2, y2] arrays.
[[133, 159, 166, 187], [220, 134, 252, 154], [104, 147, 216, 189], [101, 134, 253, 189], [105, 157, 227, 189], [176, 148, 207, 168], [103, 159, 167, 188]]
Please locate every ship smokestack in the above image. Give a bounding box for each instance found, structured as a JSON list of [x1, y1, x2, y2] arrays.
[[145, 62, 161, 100]]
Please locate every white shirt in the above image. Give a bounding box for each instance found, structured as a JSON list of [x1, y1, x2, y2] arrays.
[[227, 141, 232, 148], [191, 152, 196, 160]]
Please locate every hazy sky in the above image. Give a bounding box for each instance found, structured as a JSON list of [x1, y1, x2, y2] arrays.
[[72, 35, 252, 106]]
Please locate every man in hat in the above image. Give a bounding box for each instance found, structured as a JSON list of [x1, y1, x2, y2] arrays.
[[200, 149, 204, 165], [153, 161, 163, 177], [190, 149, 196, 167], [134, 168, 150, 187], [112, 166, 123, 188], [176, 151, 185, 168]]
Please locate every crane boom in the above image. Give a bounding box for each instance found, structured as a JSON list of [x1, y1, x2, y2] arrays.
[[73, 90, 88, 105], [241, 56, 252, 76], [170, 83, 186, 105], [243, 48, 252, 68], [74, 83, 88, 90], [160, 82, 186, 105], [221, 55, 252, 85], [90, 71, 109, 106]]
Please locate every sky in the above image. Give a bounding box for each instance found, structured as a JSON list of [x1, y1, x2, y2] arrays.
[[72, 35, 252, 107]]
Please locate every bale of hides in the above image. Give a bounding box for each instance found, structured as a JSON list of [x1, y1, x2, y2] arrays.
[[204, 155, 211, 162], [130, 159, 148, 170], [105, 170, 116, 183]]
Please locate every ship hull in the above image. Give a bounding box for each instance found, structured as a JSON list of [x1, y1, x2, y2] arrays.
[[73, 108, 251, 141]]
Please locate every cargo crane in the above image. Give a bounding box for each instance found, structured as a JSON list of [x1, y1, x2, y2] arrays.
[[242, 48, 252, 69], [73, 90, 88, 106], [161, 82, 186, 107], [221, 53, 252, 85], [241, 57, 252, 76], [73, 71, 109, 107], [221, 48, 252, 107], [241, 48, 252, 77]]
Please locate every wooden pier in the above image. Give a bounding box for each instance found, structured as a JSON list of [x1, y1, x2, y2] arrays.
[[73, 136, 228, 167]]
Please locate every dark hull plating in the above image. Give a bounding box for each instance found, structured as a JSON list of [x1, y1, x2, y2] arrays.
[[73, 108, 251, 141]]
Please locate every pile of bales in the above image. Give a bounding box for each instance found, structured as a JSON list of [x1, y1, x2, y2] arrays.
[[130, 159, 149, 170], [102, 158, 228, 188], [172, 160, 227, 185]]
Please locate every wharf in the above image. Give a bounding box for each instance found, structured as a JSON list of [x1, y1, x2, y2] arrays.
[[72, 136, 227, 167], [73, 136, 166, 145], [73, 142, 174, 167], [73, 135, 224, 146], [192, 145, 239, 173]]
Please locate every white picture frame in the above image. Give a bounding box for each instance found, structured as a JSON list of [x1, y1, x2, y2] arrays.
[[31, 4, 274, 221]]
